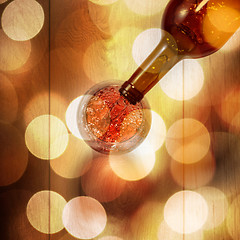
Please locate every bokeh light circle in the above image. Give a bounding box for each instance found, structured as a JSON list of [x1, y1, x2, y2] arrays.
[[140, 110, 166, 152], [27, 190, 67, 234], [0, 122, 28, 186], [50, 135, 93, 179], [123, 0, 167, 15], [81, 156, 126, 202], [132, 28, 162, 66], [2, 0, 44, 41], [227, 194, 240, 240], [166, 118, 211, 164], [62, 196, 107, 239], [0, 73, 18, 122], [196, 187, 228, 230], [25, 115, 69, 160], [0, 30, 31, 71], [88, 0, 118, 5], [164, 191, 208, 234], [160, 60, 204, 101], [109, 141, 156, 181], [66, 96, 84, 139]]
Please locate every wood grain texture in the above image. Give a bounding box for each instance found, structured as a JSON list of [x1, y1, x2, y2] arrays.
[[0, 0, 239, 239]]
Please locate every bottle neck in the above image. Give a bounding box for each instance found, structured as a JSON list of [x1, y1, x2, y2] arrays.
[[119, 32, 182, 104]]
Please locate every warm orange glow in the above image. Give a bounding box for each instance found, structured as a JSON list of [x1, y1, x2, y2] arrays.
[[207, 2, 240, 33], [164, 191, 208, 234], [27, 191, 67, 234], [2, 0, 44, 41], [0, 73, 18, 123], [166, 118, 211, 164], [196, 187, 228, 230], [216, 87, 240, 132], [50, 135, 93, 179], [0, 122, 28, 186], [170, 151, 215, 189], [0, 30, 31, 71], [81, 156, 126, 202], [62, 196, 107, 239], [203, 1, 240, 49], [25, 115, 69, 160], [109, 141, 156, 181]]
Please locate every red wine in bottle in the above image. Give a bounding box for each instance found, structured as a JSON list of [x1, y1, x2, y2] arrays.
[[120, 0, 240, 104]]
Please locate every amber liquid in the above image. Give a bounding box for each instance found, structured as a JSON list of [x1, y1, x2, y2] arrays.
[[162, 0, 217, 57], [120, 0, 240, 104]]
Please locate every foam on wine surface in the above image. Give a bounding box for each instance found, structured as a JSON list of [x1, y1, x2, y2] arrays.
[[86, 86, 143, 143]]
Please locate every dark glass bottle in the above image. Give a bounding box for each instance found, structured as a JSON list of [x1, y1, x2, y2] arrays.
[[119, 0, 240, 104]]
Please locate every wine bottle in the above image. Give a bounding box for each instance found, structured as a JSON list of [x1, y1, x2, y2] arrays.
[[119, 0, 240, 104]]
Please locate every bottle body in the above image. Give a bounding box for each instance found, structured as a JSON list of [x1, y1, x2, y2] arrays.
[[120, 0, 240, 104], [162, 0, 240, 58]]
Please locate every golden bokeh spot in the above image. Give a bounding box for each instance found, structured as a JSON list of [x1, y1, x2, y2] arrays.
[[109, 141, 156, 181], [166, 118, 211, 164], [26, 190, 66, 234], [25, 115, 69, 160], [50, 135, 93, 179], [62, 196, 107, 239], [0, 122, 28, 186], [2, 0, 44, 41], [164, 191, 208, 234], [0, 30, 31, 71]]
